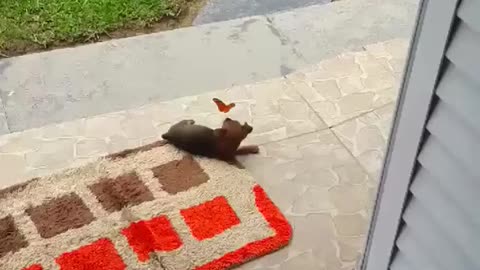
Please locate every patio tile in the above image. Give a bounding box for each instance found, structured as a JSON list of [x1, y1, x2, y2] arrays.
[[333, 213, 369, 237], [287, 39, 407, 127], [238, 130, 372, 269], [332, 103, 396, 180], [0, 153, 27, 189], [337, 236, 365, 263]]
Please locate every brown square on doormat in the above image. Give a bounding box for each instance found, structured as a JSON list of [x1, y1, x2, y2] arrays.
[[0, 141, 291, 270]]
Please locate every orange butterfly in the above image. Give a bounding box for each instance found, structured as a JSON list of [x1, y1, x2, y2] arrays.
[[212, 98, 236, 113]]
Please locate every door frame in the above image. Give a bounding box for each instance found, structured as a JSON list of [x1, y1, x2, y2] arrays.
[[359, 0, 460, 269]]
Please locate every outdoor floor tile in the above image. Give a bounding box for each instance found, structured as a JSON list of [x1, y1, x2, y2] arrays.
[[238, 130, 371, 269], [332, 103, 396, 180], [286, 39, 406, 127]]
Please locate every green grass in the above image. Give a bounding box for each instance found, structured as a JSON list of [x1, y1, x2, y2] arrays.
[[0, 0, 186, 53]]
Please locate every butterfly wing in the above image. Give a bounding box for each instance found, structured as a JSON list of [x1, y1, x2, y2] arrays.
[[224, 102, 236, 113], [213, 98, 234, 113]]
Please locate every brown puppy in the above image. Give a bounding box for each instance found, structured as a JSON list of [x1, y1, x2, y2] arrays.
[[161, 118, 259, 162]]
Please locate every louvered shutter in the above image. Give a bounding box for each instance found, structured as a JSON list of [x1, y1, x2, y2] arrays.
[[361, 0, 480, 270]]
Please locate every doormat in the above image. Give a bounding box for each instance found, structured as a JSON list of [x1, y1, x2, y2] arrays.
[[0, 141, 291, 270]]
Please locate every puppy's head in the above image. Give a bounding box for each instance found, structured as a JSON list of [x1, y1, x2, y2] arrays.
[[215, 118, 253, 141]]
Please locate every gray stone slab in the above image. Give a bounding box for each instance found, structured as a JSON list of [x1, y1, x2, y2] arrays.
[[193, 0, 330, 25], [0, 61, 10, 134], [268, 0, 419, 64], [0, 104, 8, 135], [0, 17, 305, 132]]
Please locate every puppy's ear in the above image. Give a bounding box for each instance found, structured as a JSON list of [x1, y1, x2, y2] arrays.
[[243, 122, 253, 134], [214, 128, 227, 137]]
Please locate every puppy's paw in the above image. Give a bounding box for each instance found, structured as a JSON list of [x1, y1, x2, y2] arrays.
[[235, 145, 260, 155], [242, 145, 260, 154], [227, 159, 245, 169], [249, 145, 260, 154]]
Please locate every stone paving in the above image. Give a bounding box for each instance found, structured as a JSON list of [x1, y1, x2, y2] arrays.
[[0, 0, 418, 133], [0, 38, 408, 269]]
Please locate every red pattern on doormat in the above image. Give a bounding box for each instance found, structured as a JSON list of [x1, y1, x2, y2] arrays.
[[55, 238, 126, 270], [12, 185, 291, 270], [195, 185, 292, 270], [22, 265, 43, 270], [121, 216, 183, 262], [181, 196, 241, 241]]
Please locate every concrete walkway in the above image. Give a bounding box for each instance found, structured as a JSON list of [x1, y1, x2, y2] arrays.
[[0, 39, 408, 270], [0, 0, 417, 134]]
